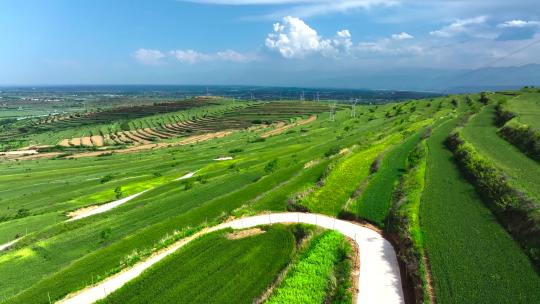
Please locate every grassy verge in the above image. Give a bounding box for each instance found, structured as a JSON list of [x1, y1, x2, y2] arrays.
[[420, 118, 540, 303]]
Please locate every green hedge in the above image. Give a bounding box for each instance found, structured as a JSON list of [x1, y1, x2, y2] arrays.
[[445, 130, 540, 269], [498, 120, 540, 162]]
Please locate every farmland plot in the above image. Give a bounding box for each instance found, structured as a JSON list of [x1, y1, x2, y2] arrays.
[[99, 226, 295, 304], [420, 119, 540, 303]]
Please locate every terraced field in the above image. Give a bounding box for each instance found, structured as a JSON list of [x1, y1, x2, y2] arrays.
[[507, 92, 540, 129], [420, 118, 540, 303], [461, 105, 540, 200], [1, 90, 539, 304]]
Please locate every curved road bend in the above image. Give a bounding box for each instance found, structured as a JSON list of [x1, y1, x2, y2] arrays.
[[59, 212, 404, 304]]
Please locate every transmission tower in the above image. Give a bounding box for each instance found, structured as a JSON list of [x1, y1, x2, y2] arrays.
[[300, 91, 305, 102], [351, 98, 358, 118], [329, 102, 336, 122], [316, 92, 320, 102]]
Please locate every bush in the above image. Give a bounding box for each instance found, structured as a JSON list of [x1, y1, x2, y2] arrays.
[[494, 101, 515, 127], [264, 159, 279, 174], [100, 174, 114, 184], [114, 186, 123, 199]]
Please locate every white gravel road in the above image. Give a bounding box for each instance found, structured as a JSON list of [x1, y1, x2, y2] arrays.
[[58, 212, 404, 304]]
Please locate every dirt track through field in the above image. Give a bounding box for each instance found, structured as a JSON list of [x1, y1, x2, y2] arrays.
[[67, 190, 149, 221], [0, 238, 20, 251], [58, 212, 403, 304]]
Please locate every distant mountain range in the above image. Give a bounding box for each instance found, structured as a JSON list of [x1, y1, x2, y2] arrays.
[[305, 64, 540, 93]]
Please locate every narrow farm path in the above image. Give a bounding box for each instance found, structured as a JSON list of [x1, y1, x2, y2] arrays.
[[0, 238, 20, 251], [58, 212, 403, 304], [67, 190, 149, 221]]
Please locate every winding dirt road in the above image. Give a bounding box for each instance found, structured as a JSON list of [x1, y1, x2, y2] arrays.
[[59, 212, 403, 304]]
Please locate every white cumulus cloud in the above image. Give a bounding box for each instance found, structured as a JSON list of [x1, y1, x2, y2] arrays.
[[430, 16, 488, 37], [170, 49, 212, 64], [497, 20, 540, 28], [265, 16, 356, 58], [265, 16, 335, 58], [132, 49, 166, 65], [391, 32, 413, 40], [131, 48, 257, 65]]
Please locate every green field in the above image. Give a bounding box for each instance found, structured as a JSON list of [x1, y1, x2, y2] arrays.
[[420, 118, 540, 303], [508, 92, 540, 129], [99, 225, 296, 304], [354, 131, 423, 226]]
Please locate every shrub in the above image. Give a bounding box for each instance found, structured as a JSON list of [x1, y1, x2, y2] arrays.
[[264, 159, 279, 174], [100, 174, 114, 184], [114, 186, 123, 199]]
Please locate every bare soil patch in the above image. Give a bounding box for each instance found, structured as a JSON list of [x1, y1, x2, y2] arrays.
[[261, 115, 317, 138], [67, 205, 100, 219], [70, 138, 81, 146], [226, 228, 264, 240], [81, 137, 93, 147], [59, 139, 71, 147], [91, 135, 104, 147]]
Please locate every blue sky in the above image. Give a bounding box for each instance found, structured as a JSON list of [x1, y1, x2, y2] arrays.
[[1, 0, 539, 87]]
